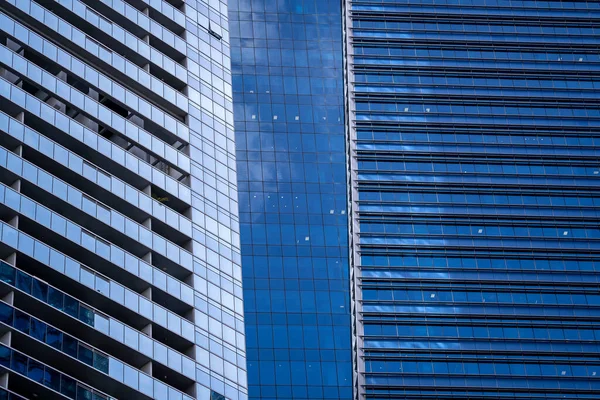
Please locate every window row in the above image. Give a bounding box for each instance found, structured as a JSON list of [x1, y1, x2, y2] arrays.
[[0, 302, 110, 374], [0, 343, 110, 400], [6, 39, 187, 140], [359, 191, 600, 208], [363, 287, 600, 306], [353, 0, 600, 10], [0, 119, 192, 237], [356, 130, 600, 146], [355, 73, 600, 89], [356, 86, 599, 102], [0, 261, 197, 380], [364, 323, 600, 341], [360, 223, 600, 239], [56, 0, 185, 79], [360, 255, 600, 271], [363, 337, 600, 355], [0, 217, 195, 344], [1, 55, 189, 175], [140, 0, 186, 28], [354, 47, 600, 62], [0, 8, 185, 110], [355, 56, 597, 70], [355, 104, 600, 118], [0, 115, 194, 264], [0, 178, 194, 301], [361, 269, 599, 285], [354, 29, 600, 44], [358, 160, 600, 176], [361, 303, 600, 317], [365, 359, 600, 377], [100, 0, 186, 55]]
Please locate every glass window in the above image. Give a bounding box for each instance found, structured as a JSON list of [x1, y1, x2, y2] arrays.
[[30, 318, 47, 342], [60, 375, 76, 398], [79, 305, 94, 326], [0, 303, 12, 325], [48, 286, 64, 310], [15, 271, 32, 293], [78, 344, 94, 366], [124, 326, 138, 349], [139, 371, 153, 396], [108, 357, 124, 381], [94, 313, 109, 334], [95, 275, 109, 296], [46, 326, 62, 350], [32, 279, 48, 302], [0, 262, 15, 285], [14, 310, 30, 334], [44, 367, 61, 392], [64, 295, 79, 318], [123, 364, 138, 389], [27, 359, 45, 383], [76, 384, 94, 400]]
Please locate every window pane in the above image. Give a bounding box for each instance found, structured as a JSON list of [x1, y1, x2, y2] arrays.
[[27, 359, 44, 383]]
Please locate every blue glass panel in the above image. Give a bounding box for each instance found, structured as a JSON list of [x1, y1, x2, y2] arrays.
[[0, 262, 15, 285], [349, 1, 600, 398], [0, 303, 13, 325], [15, 271, 31, 294], [10, 352, 26, 375], [13, 310, 30, 334], [229, 0, 351, 398], [60, 375, 76, 398], [27, 359, 44, 383]]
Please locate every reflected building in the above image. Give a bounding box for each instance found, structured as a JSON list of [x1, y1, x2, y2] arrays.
[[228, 0, 352, 399], [344, 0, 600, 399], [0, 0, 246, 400]]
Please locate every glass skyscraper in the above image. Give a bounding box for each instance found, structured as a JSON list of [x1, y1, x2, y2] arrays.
[[0, 0, 246, 399], [344, 0, 600, 399], [229, 0, 352, 399]]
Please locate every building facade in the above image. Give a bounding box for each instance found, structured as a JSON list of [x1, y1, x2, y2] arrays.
[[228, 0, 352, 399], [0, 0, 246, 399], [344, 0, 600, 399]]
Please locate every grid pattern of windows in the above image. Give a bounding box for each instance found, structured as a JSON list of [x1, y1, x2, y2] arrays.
[[345, 1, 600, 399], [0, 0, 246, 399], [229, 0, 352, 399]]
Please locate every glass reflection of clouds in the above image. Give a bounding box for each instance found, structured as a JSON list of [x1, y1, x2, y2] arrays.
[[348, 0, 600, 398]]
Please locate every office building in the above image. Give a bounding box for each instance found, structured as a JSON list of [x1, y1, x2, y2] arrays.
[[345, 1, 600, 399], [229, 0, 352, 399], [0, 0, 246, 399]]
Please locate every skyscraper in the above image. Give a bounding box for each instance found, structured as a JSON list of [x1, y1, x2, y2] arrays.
[[228, 0, 352, 399], [345, 1, 600, 399], [0, 0, 246, 399]]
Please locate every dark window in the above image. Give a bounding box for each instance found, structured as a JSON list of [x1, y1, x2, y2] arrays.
[[78, 344, 93, 366], [27, 359, 44, 383], [15, 271, 31, 294], [14, 310, 30, 334], [79, 306, 94, 326], [32, 279, 48, 302], [48, 287, 64, 310], [0, 263, 15, 285], [30, 318, 47, 342], [64, 296, 79, 318], [62, 335, 78, 358], [0, 303, 13, 325], [93, 352, 109, 374], [44, 367, 61, 391], [10, 352, 27, 375], [60, 375, 76, 398], [46, 326, 62, 349]]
